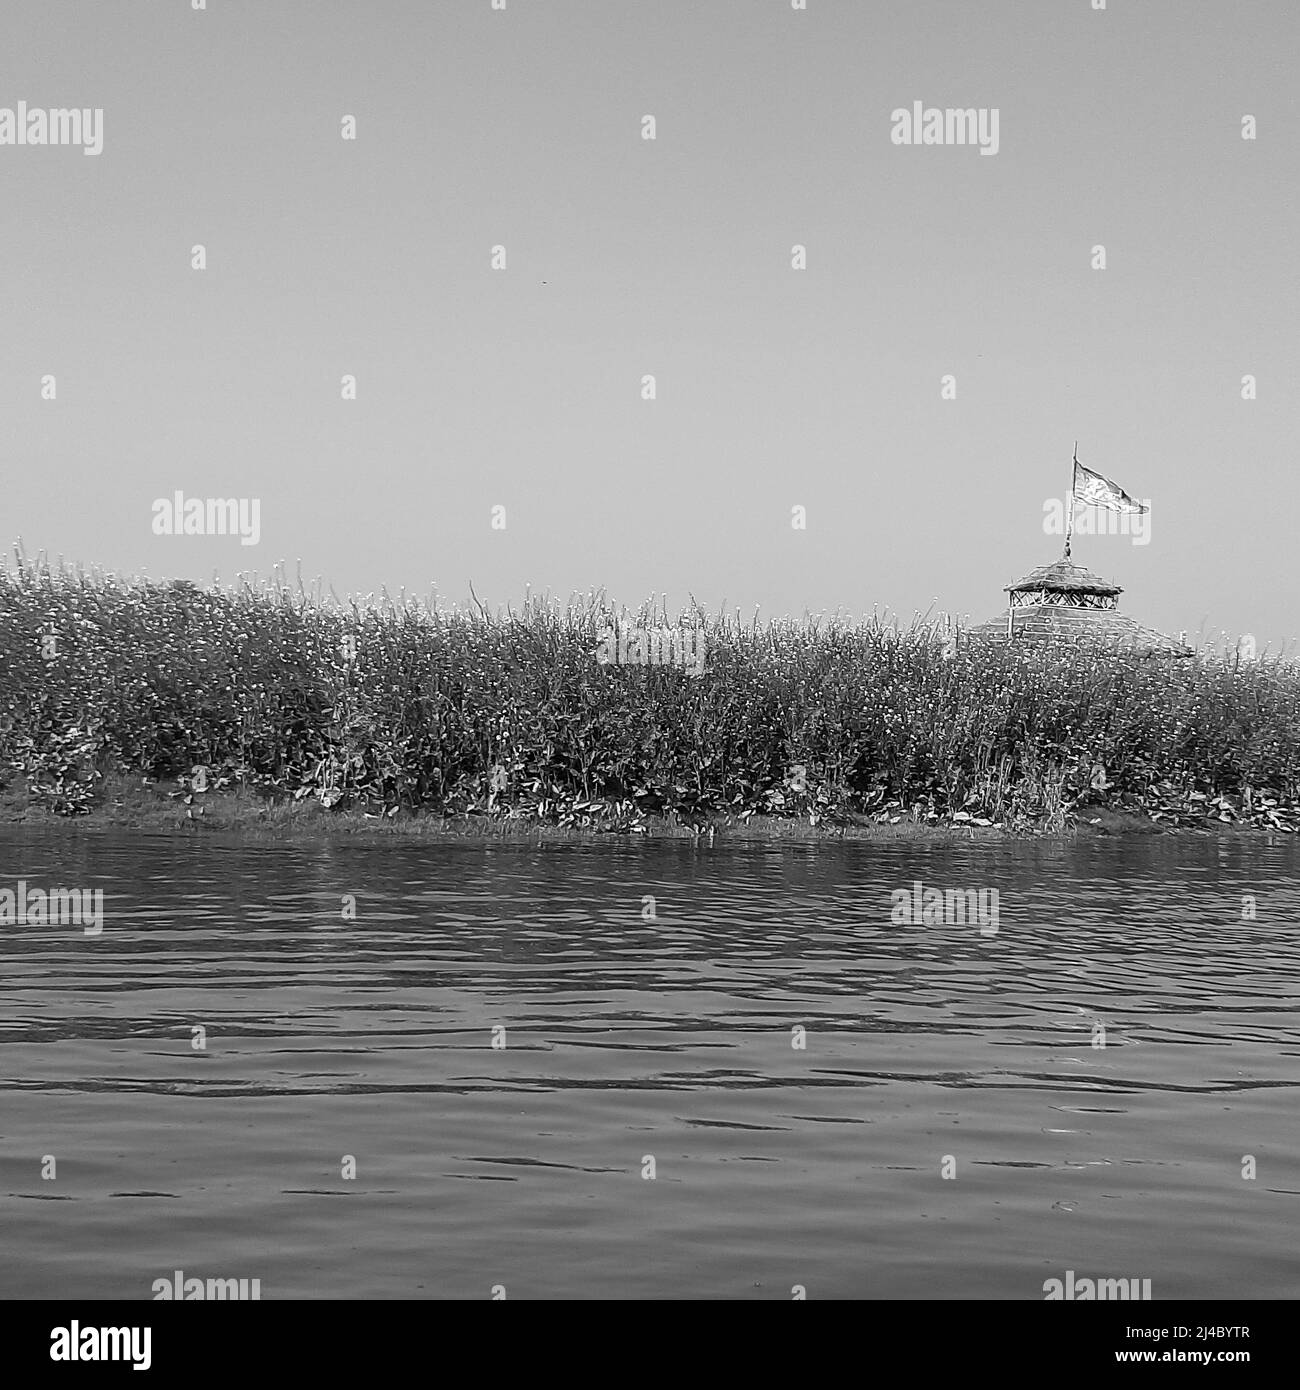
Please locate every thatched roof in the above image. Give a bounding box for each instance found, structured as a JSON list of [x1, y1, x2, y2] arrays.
[[1006, 558, 1122, 596], [967, 604, 1193, 656]]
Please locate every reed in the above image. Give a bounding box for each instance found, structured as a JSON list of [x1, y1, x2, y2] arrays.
[[3, 559, 1298, 830]]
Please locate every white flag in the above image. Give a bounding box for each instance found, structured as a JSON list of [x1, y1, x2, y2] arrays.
[[1073, 461, 1148, 514]]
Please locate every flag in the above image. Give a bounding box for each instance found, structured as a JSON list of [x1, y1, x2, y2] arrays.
[[1073, 461, 1149, 514]]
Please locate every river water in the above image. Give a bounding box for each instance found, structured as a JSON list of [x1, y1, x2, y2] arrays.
[[1, 830, 1297, 1299]]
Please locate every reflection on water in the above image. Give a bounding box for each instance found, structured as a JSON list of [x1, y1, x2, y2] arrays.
[[1, 831, 1298, 1299]]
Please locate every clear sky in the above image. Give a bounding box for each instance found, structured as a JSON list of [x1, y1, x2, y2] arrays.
[[4, 0, 1297, 650]]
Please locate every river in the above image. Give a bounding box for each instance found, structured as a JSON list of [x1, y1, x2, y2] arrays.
[[2, 831, 1297, 1299]]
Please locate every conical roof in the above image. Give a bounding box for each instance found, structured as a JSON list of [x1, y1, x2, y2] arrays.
[[1006, 557, 1121, 596], [966, 605, 1191, 656]]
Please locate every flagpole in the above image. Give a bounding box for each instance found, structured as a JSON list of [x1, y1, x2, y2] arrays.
[[1064, 442, 1077, 560]]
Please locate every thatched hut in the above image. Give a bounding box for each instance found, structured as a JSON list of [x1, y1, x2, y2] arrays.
[[966, 557, 1192, 657]]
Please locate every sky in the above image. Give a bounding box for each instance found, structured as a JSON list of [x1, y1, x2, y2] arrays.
[[4, 0, 1298, 650]]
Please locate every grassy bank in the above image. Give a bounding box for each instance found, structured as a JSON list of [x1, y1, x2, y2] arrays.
[[0, 773, 1029, 842], [2, 559, 1298, 838]]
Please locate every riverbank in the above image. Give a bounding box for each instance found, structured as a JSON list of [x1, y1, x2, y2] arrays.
[[0, 774, 1284, 844], [3, 563, 1298, 840], [0, 775, 995, 841]]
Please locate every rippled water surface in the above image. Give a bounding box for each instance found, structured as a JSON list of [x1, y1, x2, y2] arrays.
[[2, 830, 1298, 1299]]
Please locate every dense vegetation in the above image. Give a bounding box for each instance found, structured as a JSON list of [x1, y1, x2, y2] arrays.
[[2, 560, 1298, 832]]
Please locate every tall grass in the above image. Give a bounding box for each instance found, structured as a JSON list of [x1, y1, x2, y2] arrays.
[[2, 557, 1298, 829]]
